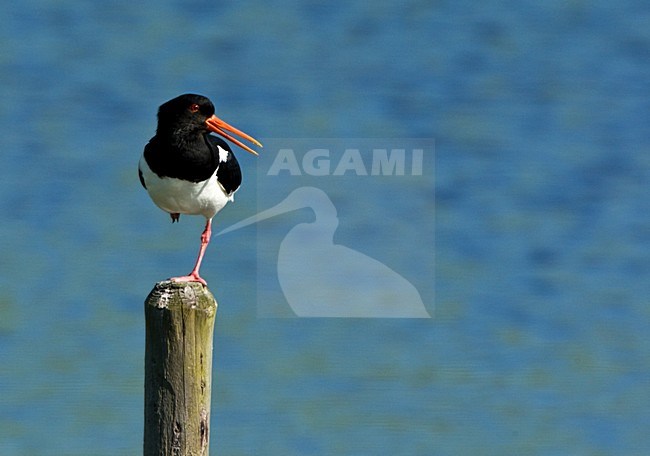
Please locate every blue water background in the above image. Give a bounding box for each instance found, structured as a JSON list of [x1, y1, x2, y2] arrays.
[[1, 0, 649, 454]]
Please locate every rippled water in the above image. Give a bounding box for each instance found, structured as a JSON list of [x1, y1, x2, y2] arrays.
[[1, 1, 649, 454]]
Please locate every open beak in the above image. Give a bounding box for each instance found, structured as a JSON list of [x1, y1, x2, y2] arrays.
[[205, 114, 263, 156]]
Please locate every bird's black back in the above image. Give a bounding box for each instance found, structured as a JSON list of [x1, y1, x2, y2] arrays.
[[143, 133, 219, 183]]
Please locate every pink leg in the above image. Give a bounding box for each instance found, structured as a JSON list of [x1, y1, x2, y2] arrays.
[[170, 218, 212, 286]]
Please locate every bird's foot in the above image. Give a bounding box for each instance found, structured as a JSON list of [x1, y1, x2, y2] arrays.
[[169, 272, 207, 286], [170, 213, 180, 223]]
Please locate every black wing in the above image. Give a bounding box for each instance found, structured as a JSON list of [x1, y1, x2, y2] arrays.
[[206, 135, 242, 196], [138, 166, 147, 189]]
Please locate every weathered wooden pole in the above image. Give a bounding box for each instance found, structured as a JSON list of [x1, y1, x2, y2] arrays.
[[144, 281, 218, 456]]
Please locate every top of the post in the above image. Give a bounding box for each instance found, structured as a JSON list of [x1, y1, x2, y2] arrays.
[[146, 280, 217, 314]]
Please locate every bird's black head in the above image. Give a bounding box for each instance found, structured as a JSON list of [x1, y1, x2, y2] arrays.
[[156, 94, 215, 136], [154, 93, 263, 155]]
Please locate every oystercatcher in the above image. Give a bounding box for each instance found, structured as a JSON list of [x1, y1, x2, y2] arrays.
[[138, 94, 262, 286]]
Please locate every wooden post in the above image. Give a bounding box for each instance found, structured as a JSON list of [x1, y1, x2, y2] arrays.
[[144, 281, 217, 456]]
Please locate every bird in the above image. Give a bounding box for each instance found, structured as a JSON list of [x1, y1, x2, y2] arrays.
[[218, 187, 430, 317], [138, 93, 262, 286]]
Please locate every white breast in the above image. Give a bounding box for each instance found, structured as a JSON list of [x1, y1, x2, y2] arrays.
[[139, 155, 231, 219]]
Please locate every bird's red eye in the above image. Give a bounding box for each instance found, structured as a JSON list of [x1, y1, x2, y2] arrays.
[[189, 104, 200, 113]]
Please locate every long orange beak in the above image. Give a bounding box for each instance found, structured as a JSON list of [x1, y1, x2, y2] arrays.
[[205, 114, 262, 156]]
